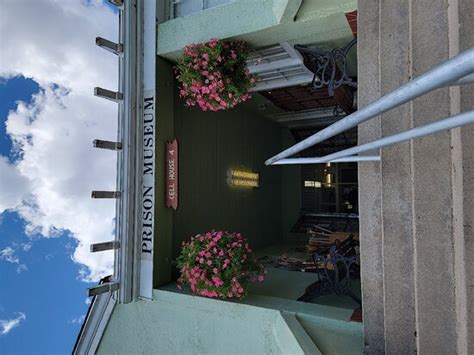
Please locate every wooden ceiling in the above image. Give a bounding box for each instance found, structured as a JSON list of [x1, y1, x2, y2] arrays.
[[260, 84, 354, 114]]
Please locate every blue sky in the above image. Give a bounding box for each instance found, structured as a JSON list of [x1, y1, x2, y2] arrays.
[[0, 77, 95, 354], [0, 1, 118, 353]]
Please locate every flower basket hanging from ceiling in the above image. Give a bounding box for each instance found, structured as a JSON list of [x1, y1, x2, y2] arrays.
[[175, 38, 256, 112]]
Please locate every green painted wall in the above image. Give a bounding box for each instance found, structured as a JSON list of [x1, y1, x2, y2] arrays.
[[158, 0, 302, 60], [97, 289, 363, 354], [97, 290, 302, 355], [158, 0, 356, 63], [172, 97, 283, 264], [153, 58, 175, 287], [153, 61, 285, 286]]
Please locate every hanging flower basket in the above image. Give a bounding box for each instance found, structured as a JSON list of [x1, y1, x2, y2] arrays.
[[175, 38, 256, 112], [176, 230, 265, 299]]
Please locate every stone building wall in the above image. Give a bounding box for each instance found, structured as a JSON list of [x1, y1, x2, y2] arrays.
[[358, 0, 473, 353]]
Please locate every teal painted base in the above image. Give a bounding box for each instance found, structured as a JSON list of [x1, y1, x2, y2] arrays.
[[98, 281, 363, 354]]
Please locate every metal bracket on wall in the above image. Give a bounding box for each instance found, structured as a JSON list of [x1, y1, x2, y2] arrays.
[[295, 38, 357, 97], [95, 37, 123, 55], [91, 191, 122, 199], [94, 87, 124, 102], [93, 139, 123, 151], [90, 241, 121, 253], [87, 281, 120, 297]]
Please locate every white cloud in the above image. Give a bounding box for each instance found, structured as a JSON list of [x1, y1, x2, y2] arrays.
[[0, 157, 30, 212], [0, 0, 119, 281], [0, 246, 28, 273], [0, 247, 19, 264], [0, 312, 26, 335], [21, 242, 32, 251], [70, 314, 86, 325], [16, 264, 28, 274]]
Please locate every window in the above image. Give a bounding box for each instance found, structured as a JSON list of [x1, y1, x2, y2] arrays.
[[302, 163, 358, 214]]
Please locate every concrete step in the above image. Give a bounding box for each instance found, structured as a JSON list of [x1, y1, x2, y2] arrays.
[[279, 311, 322, 355]]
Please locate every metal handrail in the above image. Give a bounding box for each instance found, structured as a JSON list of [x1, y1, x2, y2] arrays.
[[265, 47, 474, 166]]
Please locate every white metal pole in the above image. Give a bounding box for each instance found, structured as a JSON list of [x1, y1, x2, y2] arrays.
[[311, 110, 474, 163], [265, 47, 474, 166], [271, 155, 381, 165], [453, 73, 474, 86]]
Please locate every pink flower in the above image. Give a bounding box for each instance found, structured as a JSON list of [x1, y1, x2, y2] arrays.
[[199, 258, 204, 264], [209, 38, 219, 48], [207, 260, 212, 266], [258, 275, 264, 282], [177, 284, 182, 290], [213, 268, 218, 274], [212, 277, 223, 287]]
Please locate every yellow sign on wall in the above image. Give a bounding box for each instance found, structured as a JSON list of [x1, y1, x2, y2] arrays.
[[227, 169, 259, 188]]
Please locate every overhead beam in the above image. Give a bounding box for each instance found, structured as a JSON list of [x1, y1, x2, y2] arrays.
[[90, 241, 120, 253], [94, 87, 123, 103], [93, 139, 122, 151], [96, 37, 123, 55], [91, 191, 121, 199], [87, 282, 119, 297]]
